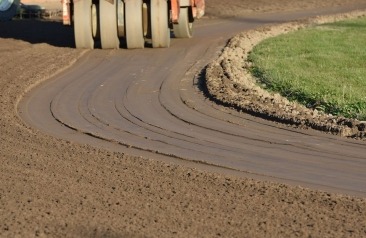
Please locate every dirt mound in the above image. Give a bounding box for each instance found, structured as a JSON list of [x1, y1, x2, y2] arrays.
[[205, 10, 366, 140]]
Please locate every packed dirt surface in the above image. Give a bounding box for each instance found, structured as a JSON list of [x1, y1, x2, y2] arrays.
[[1, 0, 366, 237]]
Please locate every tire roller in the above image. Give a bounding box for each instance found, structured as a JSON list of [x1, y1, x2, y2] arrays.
[[66, 0, 205, 49]]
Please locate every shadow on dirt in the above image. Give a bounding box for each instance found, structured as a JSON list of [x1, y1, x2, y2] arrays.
[[0, 18, 162, 49], [0, 19, 75, 48]]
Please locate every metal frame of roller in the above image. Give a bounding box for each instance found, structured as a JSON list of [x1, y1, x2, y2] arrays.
[[63, 0, 205, 49]]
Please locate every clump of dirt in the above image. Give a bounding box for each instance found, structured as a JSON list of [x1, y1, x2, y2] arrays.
[[205, 10, 366, 139]]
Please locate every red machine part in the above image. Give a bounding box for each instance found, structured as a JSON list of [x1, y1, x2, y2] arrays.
[[193, 0, 205, 18], [170, 0, 180, 23], [171, 0, 205, 23], [62, 0, 71, 25]]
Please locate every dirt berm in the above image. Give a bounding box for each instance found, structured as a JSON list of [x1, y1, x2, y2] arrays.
[[205, 10, 366, 140]]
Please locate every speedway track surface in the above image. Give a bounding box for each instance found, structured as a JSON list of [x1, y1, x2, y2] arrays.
[[21, 8, 366, 197]]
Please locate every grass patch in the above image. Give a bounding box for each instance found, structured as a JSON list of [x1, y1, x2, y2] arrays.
[[248, 17, 366, 120]]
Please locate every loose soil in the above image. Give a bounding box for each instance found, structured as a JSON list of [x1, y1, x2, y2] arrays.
[[1, 0, 366, 237]]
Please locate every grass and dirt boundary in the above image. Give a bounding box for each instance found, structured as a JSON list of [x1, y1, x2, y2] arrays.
[[205, 10, 366, 139]]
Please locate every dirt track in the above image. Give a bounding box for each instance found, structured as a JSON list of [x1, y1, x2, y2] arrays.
[[1, 0, 366, 237]]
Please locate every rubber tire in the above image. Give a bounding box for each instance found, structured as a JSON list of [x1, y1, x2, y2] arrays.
[[142, 3, 148, 37], [100, 0, 119, 49], [125, 0, 144, 49], [91, 3, 98, 38], [173, 8, 193, 38], [74, 0, 94, 49], [117, 0, 124, 37], [0, 0, 20, 21], [150, 0, 170, 48]]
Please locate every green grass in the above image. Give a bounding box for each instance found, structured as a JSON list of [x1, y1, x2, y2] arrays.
[[248, 17, 366, 120]]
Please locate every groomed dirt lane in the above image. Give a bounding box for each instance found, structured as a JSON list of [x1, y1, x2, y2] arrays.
[[21, 10, 366, 195], [1, 0, 366, 237]]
